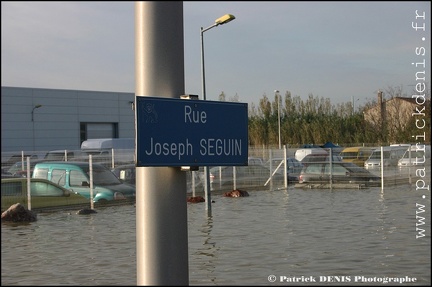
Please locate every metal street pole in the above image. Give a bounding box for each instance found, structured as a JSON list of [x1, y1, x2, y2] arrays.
[[135, 2, 188, 285], [200, 27, 212, 216], [200, 14, 235, 216]]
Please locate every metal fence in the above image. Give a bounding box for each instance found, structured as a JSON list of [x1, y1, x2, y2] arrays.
[[2, 145, 430, 193]]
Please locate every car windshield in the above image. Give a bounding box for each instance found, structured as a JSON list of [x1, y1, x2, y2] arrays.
[[7, 161, 40, 174], [403, 151, 425, 158], [7, 163, 24, 174], [302, 155, 342, 163], [369, 151, 390, 159], [87, 166, 122, 185], [340, 152, 358, 159]]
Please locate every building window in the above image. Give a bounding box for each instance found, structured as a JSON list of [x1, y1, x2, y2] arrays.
[[80, 123, 119, 144]]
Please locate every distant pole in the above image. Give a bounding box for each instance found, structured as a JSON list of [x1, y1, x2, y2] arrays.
[[275, 90, 281, 149], [278, 95, 281, 149], [135, 2, 188, 285]]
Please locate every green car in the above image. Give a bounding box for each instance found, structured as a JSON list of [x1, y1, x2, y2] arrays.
[[1, 177, 89, 212], [32, 161, 136, 203]]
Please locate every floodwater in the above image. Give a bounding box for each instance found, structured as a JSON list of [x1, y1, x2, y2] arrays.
[[1, 182, 431, 286]]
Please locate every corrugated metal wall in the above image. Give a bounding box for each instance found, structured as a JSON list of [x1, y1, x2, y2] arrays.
[[1, 86, 135, 152]]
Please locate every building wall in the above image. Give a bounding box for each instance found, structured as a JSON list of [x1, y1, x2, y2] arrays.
[[1, 86, 135, 153], [364, 98, 415, 126]]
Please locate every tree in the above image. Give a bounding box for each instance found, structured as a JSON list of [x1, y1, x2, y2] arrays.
[[218, 91, 226, 102], [248, 85, 430, 147]]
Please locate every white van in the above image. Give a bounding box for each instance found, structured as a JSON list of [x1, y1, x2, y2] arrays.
[[398, 145, 431, 167], [80, 138, 135, 164], [81, 138, 134, 152], [364, 146, 408, 168], [294, 148, 327, 162]]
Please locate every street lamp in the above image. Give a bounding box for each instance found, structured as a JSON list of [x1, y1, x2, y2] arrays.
[[275, 90, 281, 149], [31, 104, 42, 121], [351, 96, 359, 115], [200, 13, 235, 101], [201, 14, 235, 214]]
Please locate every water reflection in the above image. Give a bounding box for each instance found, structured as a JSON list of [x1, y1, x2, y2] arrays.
[[192, 216, 218, 283]]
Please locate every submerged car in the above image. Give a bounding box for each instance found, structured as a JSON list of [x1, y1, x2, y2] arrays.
[[397, 145, 431, 167], [300, 154, 343, 165], [263, 157, 303, 181], [32, 161, 136, 203], [364, 146, 407, 168], [111, 164, 136, 185], [111, 163, 204, 193], [340, 146, 376, 167], [298, 161, 381, 186], [6, 159, 48, 178], [1, 177, 89, 211]]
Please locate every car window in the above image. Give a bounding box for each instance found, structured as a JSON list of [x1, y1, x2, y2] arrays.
[[70, 170, 88, 186], [404, 151, 424, 158], [91, 167, 122, 185], [119, 169, 134, 181], [1, 181, 22, 196], [7, 163, 21, 174], [7, 162, 36, 174], [52, 169, 67, 186], [304, 164, 322, 174], [31, 181, 65, 196], [324, 164, 348, 175], [341, 152, 358, 159], [44, 153, 63, 161], [33, 168, 49, 179]]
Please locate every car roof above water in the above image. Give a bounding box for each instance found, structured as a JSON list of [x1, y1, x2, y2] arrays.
[[33, 161, 107, 171]]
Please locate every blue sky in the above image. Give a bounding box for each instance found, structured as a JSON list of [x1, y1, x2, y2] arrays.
[[1, 1, 430, 110]]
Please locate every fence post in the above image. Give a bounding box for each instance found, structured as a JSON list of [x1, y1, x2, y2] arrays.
[[408, 146, 412, 184], [381, 146, 384, 190], [283, 145, 287, 188], [233, 166, 237, 190], [192, 171, 196, 197], [329, 148, 333, 189], [111, 148, 115, 169], [269, 149, 273, 188], [26, 157, 31, 210], [21, 151, 25, 171], [89, 155, 94, 210]]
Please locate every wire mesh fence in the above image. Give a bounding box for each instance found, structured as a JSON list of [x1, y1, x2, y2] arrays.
[[1, 144, 430, 211]]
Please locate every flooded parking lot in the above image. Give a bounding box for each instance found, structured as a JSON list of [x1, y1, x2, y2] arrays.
[[1, 181, 430, 286]]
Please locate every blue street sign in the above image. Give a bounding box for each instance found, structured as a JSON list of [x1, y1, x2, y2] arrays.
[[136, 96, 248, 166]]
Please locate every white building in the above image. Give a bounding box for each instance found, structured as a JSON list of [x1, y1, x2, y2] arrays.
[[1, 86, 135, 153]]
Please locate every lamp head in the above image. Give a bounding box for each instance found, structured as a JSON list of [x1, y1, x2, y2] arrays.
[[215, 14, 235, 25]]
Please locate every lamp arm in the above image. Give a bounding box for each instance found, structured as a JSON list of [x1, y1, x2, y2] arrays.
[[201, 23, 218, 33]]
